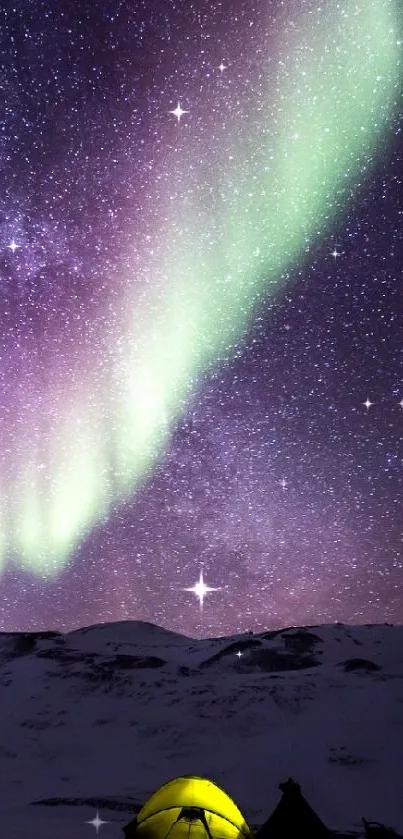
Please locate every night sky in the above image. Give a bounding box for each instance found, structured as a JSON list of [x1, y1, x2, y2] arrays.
[[0, 0, 402, 638]]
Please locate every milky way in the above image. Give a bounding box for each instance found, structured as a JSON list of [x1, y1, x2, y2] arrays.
[[0, 0, 402, 636]]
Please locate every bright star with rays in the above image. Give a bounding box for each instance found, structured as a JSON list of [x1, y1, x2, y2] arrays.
[[364, 398, 373, 410], [331, 247, 341, 259], [219, 62, 227, 73], [8, 240, 19, 253], [235, 650, 243, 659], [169, 102, 189, 123], [182, 569, 220, 612], [85, 811, 109, 834]]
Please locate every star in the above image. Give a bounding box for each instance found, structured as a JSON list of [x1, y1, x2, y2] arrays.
[[85, 811, 109, 834], [331, 247, 341, 259], [182, 569, 220, 612], [363, 398, 373, 410], [8, 240, 19, 253], [399, 399, 403, 409], [280, 478, 288, 490], [235, 650, 243, 658], [169, 102, 189, 123], [219, 62, 227, 73]]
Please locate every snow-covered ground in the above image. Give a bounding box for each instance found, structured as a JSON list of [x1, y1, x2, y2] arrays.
[[0, 620, 402, 838]]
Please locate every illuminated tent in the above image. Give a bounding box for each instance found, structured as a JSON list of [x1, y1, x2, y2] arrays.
[[122, 775, 254, 839]]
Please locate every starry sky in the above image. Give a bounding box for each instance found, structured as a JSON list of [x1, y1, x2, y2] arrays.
[[0, 0, 402, 638]]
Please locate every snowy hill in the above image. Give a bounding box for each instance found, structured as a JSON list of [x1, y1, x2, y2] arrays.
[[0, 620, 402, 838]]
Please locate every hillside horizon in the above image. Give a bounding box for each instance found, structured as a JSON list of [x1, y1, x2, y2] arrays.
[[0, 620, 402, 838], [2, 617, 402, 641]]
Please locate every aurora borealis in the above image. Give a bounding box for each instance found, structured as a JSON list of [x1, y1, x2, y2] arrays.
[[0, 0, 402, 636]]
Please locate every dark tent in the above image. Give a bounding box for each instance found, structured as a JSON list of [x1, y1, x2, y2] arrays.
[[255, 777, 331, 839]]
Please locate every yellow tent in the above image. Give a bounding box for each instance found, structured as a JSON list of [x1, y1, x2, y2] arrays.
[[123, 775, 254, 839]]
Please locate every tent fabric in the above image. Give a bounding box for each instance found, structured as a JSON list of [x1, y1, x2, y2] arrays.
[[255, 777, 331, 839], [123, 775, 254, 839]]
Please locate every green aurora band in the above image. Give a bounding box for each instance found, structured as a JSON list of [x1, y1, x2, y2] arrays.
[[9, 0, 402, 578]]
